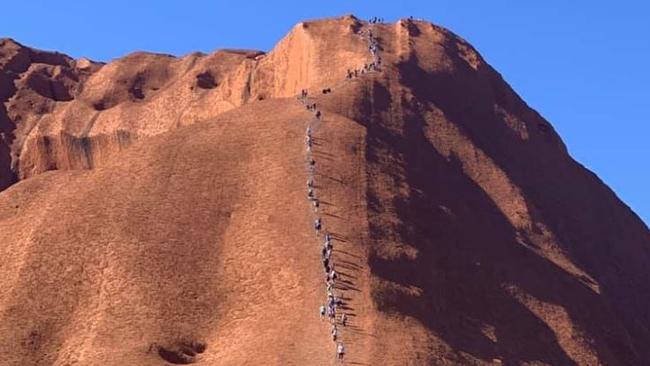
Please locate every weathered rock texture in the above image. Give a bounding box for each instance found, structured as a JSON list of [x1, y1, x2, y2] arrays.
[[0, 15, 648, 366]]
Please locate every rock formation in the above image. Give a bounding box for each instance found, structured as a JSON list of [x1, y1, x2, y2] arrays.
[[0, 15, 648, 365]]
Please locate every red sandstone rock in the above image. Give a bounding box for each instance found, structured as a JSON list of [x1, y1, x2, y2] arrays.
[[0, 15, 648, 365]]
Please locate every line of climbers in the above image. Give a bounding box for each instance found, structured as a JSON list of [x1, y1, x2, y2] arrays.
[[296, 19, 382, 363], [346, 26, 381, 80]]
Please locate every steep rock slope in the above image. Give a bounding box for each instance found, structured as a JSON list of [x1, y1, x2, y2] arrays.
[[0, 15, 649, 366]]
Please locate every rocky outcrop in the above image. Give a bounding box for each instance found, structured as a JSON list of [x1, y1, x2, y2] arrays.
[[0, 15, 373, 188]]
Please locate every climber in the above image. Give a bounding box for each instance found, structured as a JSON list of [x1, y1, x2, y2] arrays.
[[341, 313, 348, 327], [307, 178, 314, 188], [328, 290, 337, 302], [313, 199, 320, 209], [314, 218, 322, 231], [324, 237, 332, 250], [327, 281, 334, 293], [331, 325, 338, 341], [329, 268, 338, 281], [337, 343, 345, 361], [315, 110, 321, 119], [329, 295, 338, 309]]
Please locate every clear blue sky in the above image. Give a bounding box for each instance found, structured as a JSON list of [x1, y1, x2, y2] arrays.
[[2, 1, 648, 224]]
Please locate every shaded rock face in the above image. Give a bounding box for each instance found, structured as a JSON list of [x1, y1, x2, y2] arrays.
[[0, 15, 648, 366], [0, 38, 99, 190]]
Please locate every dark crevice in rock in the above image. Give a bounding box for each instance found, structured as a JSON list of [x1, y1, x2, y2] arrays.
[[129, 74, 146, 100], [196, 71, 217, 89], [156, 340, 207, 365]]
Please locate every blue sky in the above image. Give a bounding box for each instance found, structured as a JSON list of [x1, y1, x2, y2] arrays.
[[1, 1, 648, 224]]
